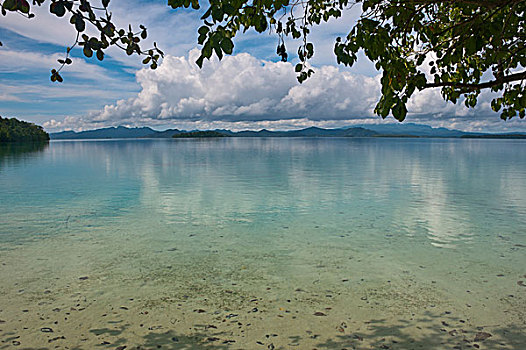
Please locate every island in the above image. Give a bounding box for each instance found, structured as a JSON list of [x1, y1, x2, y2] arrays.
[[0, 116, 49, 142], [172, 131, 228, 138]]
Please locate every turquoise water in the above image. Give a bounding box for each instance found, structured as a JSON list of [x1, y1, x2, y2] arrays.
[[0, 138, 525, 349]]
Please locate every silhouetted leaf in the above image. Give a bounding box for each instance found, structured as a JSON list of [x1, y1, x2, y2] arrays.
[[50, 1, 65, 17], [18, 0, 30, 13], [83, 45, 93, 57]]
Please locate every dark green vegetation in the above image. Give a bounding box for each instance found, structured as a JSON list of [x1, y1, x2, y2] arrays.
[[172, 131, 228, 138], [0, 117, 49, 142], [49, 124, 526, 140], [461, 134, 526, 139], [1, 1, 524, 121]]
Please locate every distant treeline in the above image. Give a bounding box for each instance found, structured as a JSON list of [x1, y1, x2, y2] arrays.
[[0, 117, 50, 142], [173, 131, 228, 138], [461, 134, 526, 139]]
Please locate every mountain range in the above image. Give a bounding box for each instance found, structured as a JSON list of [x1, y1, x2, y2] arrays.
[[50, 124, 526, 140]]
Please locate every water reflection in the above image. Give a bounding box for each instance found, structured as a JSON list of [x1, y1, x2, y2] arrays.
[[0, 142, 49, 169], [1, 138, 525, 250]]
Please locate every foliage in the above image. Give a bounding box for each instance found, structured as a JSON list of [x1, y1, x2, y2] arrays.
[[168, 0, 525, 121], [0, 116, 50, 142], [0, 0, 164, 82], [1, 0, 525, 121], [172, 130, 228, 138]]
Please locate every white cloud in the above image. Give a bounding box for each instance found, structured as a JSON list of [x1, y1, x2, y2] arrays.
[[41, 48, 521, 132], [0, 92, 22, 102], [0, 49, 139, 113], [0, 48, 123, 83], [0, 0, 203, 69], [78, 50, 505, 125], [0, 5, 76, 47], [80, 49, 382, 126]]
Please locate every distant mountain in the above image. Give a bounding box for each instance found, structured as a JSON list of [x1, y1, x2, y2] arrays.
[[51, 126, 156, 139], [218, 126, 379, 137], [353, 123, 470, 137], [49, 124, 526, 140], [144, 129, 183, 138], [342, 127, 381, 137], [173, 131, 228, 138], [51, 126, 381, 139]]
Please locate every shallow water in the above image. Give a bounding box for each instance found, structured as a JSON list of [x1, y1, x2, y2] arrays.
[[0, 138, 525, 349]]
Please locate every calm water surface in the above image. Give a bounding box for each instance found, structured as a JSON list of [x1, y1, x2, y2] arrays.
[[0, 138, 525, 349]]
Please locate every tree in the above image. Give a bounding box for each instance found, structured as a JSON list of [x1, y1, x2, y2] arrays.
[[0, 116, 50, 142], [1, 0, 525, 121]]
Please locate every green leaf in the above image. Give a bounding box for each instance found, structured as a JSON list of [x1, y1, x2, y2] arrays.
[[465, 36, 476, 55], [306, 43, 313, 55], [198, 26, 209, 35], [392, 100, 407, 121], [220, 37, 233, 54], [103, 24, 115, 37], [255, 15, 267, 32], [96, 50, 104, 61], [2, 0, 17, 11], [50, 2, 65, 17], [75, 16, 85, 32], [83, 45, 93, 58], [223, 3, 235, 15], [211, 7, 223, 22], [297, 71, 308, 83], [196, 55, 204, 68], [416, 55, 425, 66], [202, 41, 212, 58], [17, 0, 30, 14]]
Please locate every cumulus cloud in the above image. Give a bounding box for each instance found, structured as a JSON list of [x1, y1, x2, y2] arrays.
[[83, 49, 382, 124], [42, 49, 521, 133]]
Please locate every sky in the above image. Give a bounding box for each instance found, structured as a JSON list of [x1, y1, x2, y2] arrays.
[[0, 0, 524, 133]]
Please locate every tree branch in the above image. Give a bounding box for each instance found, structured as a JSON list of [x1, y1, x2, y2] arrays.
[[424, 71, 526, 90], [402, 0, 522, 9]]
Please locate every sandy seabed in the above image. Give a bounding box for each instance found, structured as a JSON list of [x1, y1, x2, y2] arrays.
[[1, 229, 525, 350]]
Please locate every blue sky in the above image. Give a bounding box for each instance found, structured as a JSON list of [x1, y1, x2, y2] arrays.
[[0, 1, 524, 133]]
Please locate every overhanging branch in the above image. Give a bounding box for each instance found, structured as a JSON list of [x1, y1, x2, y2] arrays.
[[402, 0, 522, 9], [424, 71, 526, 91]]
